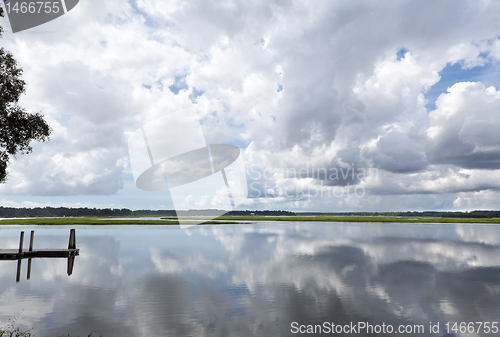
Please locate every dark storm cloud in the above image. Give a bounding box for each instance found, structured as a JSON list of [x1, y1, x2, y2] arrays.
[[369, 130, 428, 173]]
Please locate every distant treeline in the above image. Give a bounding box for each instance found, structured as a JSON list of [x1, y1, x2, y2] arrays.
[[0, 207, 135, 218], [0, 207, 498, 218], [0, 207, 295, 218]]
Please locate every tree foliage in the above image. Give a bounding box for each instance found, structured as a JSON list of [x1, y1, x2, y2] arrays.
[[0, 11, 51, 183]]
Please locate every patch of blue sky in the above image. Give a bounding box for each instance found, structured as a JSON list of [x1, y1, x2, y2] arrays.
[[425, 61, 500, 111], [189, 87, 204, 102], [127, 0, 142, 14], [396, 47, 409, 61], [169, 76, 189, 94]]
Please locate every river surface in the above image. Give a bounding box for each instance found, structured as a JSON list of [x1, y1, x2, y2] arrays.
[[1, 222, 500, 337]]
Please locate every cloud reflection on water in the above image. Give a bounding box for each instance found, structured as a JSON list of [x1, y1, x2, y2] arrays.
[[0, 223, 499, 336]]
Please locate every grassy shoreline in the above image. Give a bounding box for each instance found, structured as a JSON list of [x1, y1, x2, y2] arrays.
[[0, 215, 500, 225], [0, 217, 241, 225], [0, 217, 178, 225], [215, 215, 500, 224]]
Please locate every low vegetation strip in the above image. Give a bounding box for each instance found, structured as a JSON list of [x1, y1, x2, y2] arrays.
[[0, 217, 178, 225], [215, 215, 500, 224], [0, 328, 101, 337], [0, 217, 242, 225], [1, 216, 500, 225]]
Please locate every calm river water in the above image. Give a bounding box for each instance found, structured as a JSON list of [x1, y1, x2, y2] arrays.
[[1, 222, 500, 337]]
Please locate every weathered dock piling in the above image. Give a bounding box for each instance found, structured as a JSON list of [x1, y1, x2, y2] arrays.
[[29, 230, 34, 251], [18, 231, 24, 254], [68, 228, 76, 250]]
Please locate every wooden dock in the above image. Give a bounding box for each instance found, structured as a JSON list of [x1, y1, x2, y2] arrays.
[[0, 229, 79, 260], [0, 229, 79, 281]]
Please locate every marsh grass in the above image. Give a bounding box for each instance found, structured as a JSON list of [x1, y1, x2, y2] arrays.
[[0, 217, 241, 225], [0, 328, 101, 337], [0, 327, 32, 337], [0, 315, 101, 337], [0, 215, 499, 226], [0, 217, 178, 225], [215, 215, 500, 224]]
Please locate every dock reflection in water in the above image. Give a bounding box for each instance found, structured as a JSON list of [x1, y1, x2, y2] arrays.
[[0, 229, 79, 282]]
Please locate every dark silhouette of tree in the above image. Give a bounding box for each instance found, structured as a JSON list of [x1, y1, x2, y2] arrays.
[[0, 10, 51, 183]]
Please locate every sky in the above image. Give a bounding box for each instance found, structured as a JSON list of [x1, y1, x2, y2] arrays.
[[0, 0, 500, 212]]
